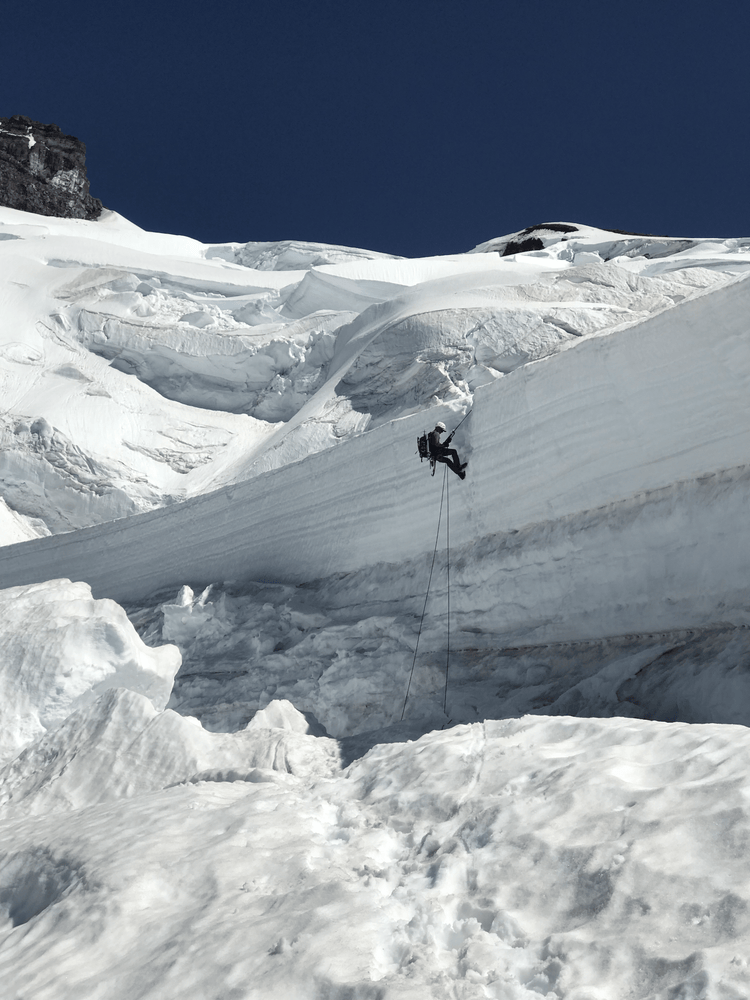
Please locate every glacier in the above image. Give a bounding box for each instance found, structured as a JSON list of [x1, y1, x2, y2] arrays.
[[2, 207, 750, 998]]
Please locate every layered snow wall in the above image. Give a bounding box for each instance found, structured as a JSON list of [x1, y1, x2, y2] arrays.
[[1, 269, 750, 643]]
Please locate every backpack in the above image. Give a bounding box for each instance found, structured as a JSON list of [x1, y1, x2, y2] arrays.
[[417, 432, 437, 475]]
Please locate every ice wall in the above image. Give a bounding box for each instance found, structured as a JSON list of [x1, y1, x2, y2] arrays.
[[1, 273, 749, 643]]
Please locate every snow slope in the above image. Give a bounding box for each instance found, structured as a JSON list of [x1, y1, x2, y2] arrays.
[[3, 704, 750, 999], [2, 207, 746, 538]]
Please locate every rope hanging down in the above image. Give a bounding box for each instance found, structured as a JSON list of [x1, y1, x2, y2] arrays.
[[400, 463, 452, 722], [444, 470, 450, 714]]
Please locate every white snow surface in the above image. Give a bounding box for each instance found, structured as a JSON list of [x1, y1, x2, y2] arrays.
[[3, 211, 750, 996], [3, 707, 750, 998], [0, 578, 180, 764]]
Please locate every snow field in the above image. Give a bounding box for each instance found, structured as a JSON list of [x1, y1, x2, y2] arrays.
[[2, 208, 746, 541], [3, 710, 750, 998]]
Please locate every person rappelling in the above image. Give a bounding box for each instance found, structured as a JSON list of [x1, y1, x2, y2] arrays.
[[428, 422, 467, 479], [417, 412, 471, 479], [407, 414, 470, 722]]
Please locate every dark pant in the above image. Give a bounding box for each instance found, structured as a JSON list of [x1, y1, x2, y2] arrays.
[[433, 447, 464, 477]]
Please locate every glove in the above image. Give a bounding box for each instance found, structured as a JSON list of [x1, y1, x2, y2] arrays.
[[446, 432, 454, 444]]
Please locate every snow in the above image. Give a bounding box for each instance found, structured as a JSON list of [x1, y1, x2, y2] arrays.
[[0, 124, 36, 149], [3, 709, 750, 997], [0, 495, 46, 543], [3, 262, 750, 644], [205, 236, 404, 270], [2, 210, 750, 995], [4, 207, 742, 542], [0, 578, 180, 764]]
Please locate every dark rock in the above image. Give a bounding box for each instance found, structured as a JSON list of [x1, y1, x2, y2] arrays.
[[0, 115, 103, 220], [502, 236, 545, 256], [519, 222, 578, 235], [502, 222, 578, 256]]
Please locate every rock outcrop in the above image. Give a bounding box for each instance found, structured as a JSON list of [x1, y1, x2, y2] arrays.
[[0, 115, 103, 220]]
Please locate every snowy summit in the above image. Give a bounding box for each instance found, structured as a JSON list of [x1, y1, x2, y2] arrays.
[[2, 202, 750, 998]]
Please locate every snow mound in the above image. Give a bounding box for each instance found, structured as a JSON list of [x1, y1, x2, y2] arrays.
[[0, 579, 180, 763], [246, 698, 328, 737], [0, 689, 339, 818], [335, 715, 750, 997]]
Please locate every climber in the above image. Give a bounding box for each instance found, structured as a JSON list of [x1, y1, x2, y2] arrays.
[[428, 422, 467, 480]]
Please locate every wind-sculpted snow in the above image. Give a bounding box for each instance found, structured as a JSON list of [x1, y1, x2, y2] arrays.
[[0, 579, 180, 764]]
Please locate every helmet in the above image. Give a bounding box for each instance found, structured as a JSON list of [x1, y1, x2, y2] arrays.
[[435, 421, 446, 431]]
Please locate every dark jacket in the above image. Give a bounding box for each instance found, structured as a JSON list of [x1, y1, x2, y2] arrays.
[[428, 429, 450, 455]]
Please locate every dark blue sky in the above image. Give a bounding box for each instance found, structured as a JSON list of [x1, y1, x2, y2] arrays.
[[4, 1, 749, 256]]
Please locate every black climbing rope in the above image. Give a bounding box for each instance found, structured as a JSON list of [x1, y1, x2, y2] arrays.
[[401, 464, 448, 721], [451, 408, 472, 434], [443, 469, 450, 714]]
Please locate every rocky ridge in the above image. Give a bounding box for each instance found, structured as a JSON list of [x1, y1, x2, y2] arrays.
[[0, 115, 103, 220]]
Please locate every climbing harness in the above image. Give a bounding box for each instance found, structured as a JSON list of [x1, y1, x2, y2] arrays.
[[401, 464, 453, 721]]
